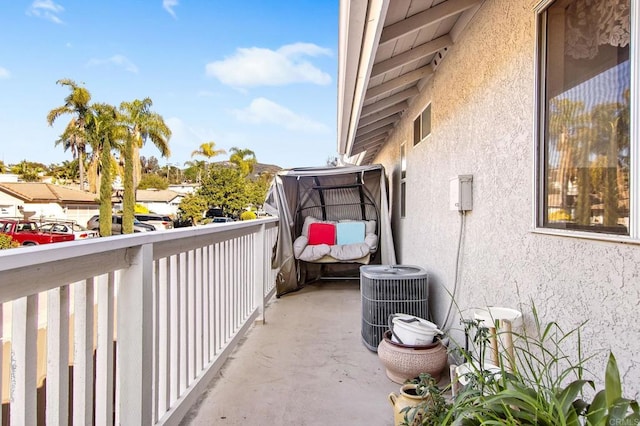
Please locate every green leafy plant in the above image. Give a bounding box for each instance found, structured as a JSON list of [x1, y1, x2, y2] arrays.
[[401, 373, 452, 426], [444, 302, 640, 425], [579, 352, 640, 426], [0, 234, 20, 249]]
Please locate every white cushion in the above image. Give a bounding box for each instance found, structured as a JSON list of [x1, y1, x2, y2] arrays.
[[293, 235, 308, 258], [330, 243, 370, 260], [298, 244, 331, 262]]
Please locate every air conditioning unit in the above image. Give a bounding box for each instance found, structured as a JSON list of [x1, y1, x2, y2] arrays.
[[360, 265, 429, 351]]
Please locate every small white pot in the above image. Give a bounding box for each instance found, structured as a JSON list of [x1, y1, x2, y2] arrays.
[[389, 314, 441, 346]]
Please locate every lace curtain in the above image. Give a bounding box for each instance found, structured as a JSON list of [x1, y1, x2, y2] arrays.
[[565, 0, 630, 59]]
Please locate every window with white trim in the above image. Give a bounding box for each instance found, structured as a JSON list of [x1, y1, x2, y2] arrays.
[[413, 103, 431, 146], [536, 0, 633, 237]]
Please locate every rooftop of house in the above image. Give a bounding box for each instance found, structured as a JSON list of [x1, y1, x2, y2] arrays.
[[135, 189, 182, 203], [0, 182, 98, 204]]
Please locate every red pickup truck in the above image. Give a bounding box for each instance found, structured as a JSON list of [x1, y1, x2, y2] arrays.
[[0, 219, 75, 246]]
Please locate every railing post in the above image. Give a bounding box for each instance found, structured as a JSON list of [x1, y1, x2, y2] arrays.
[[117, 244, 153, 425], [10, 295, 38, 426], [253, 223, 266, 324]]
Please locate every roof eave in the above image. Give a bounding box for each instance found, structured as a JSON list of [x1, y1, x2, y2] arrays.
[[337, 0, 389, 162]]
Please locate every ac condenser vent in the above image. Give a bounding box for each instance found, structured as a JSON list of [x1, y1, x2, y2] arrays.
[[360, 265, 429, 352]]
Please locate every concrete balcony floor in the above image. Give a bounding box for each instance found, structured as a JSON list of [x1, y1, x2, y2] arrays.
[[181, 280, 400, 426]]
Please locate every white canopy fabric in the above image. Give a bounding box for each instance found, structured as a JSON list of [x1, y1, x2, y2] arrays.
[[264, 164, 396, 296]]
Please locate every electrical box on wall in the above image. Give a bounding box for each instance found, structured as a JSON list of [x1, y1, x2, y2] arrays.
[[450, 175, 473, 211]]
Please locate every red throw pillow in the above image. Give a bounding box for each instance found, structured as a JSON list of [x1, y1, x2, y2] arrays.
[[308, 223, 336, 245]]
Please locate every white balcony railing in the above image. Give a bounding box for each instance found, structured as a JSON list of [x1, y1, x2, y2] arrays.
[[0, 217, 279, 425]]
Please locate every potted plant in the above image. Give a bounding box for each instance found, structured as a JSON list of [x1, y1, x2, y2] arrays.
[[398, 302, 640, 425]]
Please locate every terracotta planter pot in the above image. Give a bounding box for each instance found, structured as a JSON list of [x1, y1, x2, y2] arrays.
[[377, 330, 448, 384]]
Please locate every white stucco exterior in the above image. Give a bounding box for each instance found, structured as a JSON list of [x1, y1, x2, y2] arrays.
[[369, 1, 640, 395]]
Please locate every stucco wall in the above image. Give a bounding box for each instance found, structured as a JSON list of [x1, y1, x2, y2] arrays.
[[373, 0, 640, 395]]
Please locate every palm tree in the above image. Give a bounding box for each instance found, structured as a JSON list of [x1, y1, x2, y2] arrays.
[[191, 141, 226, 161], [229, 147, 257, 177], [85, 103, 122, 231], [11, 161, 43, 182], [119, 98, 171, 188], [589, 102, 629, 227], [548, 98, 586, 215], [119, 98, 171, 232], [183, 159, 206, 183], [191, 141, 226, 178], [47, 79, 92, 191]]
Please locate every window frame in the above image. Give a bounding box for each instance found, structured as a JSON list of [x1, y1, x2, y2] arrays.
[[413, 103, 431, 146], [533, 0, 640, 243]]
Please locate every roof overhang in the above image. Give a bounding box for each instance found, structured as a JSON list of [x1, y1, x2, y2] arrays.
[[337, 0, 484, 165]]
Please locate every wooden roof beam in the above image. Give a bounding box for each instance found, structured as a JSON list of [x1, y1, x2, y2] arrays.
[[354, 133, 387, 147], [361, 87, 419, 117], [355, 116, 399, 137], [357, 138, 388, 151], [371, 35, 452, 77], [379, 0, 481, 46], [354, 123, 394, 140], [358, 104, 406, 127], [366, 66, 433, 99], [354, 131, 388, 147]]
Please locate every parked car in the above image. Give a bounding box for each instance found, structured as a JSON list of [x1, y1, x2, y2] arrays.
[[134, 214, 174, 230], [211, 217, 235, 223], [40, 221, 100, 240], [87, 215, 156, 235], [0, 219, 75, 246], [205, 207, 224, 218]]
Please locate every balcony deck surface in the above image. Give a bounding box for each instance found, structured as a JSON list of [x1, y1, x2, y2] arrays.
[[181, 280, 400, 426]]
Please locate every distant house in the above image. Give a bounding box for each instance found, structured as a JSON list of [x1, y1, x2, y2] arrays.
[[167, 183, 198, 195], [135, 189, 183, 216], [0, 182, 99, 225], [0, 174, 19, 183]]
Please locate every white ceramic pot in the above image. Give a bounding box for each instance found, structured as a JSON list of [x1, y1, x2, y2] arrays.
[[390, 314, 441, 346]]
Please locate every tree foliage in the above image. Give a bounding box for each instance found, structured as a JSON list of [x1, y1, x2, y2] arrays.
[[140, 156, 161, 174], [87, 103, 120, 237], [197, 165, 248, 215], [191, 141, 226, 161], [138, 173, 169, 190], [10, 161, 45, 182], [47, 79, 92, 191], [117, 98, 171, 232], [0, 234, 19, 250], [190, 162, 272, 218], [229, 147, 257, 177], [178, 193, 208, 224], [119, 97, 171, 191]]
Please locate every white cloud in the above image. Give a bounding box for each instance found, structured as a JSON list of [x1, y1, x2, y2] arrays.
[[0, 67, 10, 79], [163, 0, 178, 18], [27, 0, 64, 24], [232, 98, 329, 133], [87, 55, 139, 74], [206, 43, 332, 88]]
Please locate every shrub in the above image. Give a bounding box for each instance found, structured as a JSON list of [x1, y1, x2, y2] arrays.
[[0, 234, 20, 249], [240, 211, 257, 221]]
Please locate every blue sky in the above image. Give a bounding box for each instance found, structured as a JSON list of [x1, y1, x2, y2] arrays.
[[0, 0, 338, 170]]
